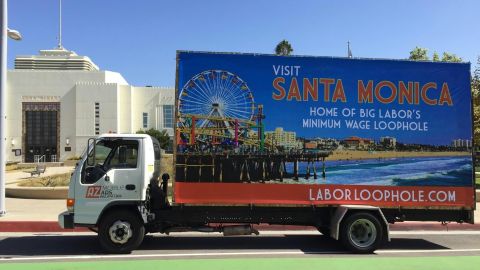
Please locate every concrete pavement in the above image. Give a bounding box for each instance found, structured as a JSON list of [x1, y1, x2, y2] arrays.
[[0, 198, 66, 221]]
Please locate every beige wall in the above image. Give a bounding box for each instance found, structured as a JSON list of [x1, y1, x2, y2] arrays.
[[131, 87, 175, 136], [6, 69, 175, 163], [118, 85, 132, 133], [6, 70, 120, 162]]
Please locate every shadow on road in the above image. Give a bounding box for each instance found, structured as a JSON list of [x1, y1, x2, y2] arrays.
[[382, 238, 448, 250], [0, 235, 101, 257], [141, 234, 345, 253], [0, 234, 448, 257]]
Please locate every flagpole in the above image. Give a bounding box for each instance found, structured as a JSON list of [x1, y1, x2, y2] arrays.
[[58, 0, 62, 49], [347, 41, 352, 58]]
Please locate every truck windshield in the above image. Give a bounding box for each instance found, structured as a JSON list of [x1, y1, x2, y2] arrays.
[[94, 141, 113, 166], [88, 139, 139, 168], [105, 142, 139, 169], [82, 139, 138, 184]]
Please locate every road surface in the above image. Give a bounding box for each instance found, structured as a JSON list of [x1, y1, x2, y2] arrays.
[[0, 230, 479, 263]]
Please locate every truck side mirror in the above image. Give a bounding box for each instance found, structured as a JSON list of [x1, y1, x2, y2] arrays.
[[161, 173, 170, 182], [161, 173, 170, 197], [87, 138, 96, 167]]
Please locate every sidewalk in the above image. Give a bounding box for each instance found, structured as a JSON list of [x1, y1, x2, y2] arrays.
[[0, 198, 66, 221], [0, 197, 479, 232]]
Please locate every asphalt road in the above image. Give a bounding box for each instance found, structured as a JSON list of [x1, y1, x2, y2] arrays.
[[0, 231, 479, 262]]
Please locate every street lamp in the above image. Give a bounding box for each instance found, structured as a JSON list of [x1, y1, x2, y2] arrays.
[[1, 0, 22, 216], [7, 28, 22, 41]]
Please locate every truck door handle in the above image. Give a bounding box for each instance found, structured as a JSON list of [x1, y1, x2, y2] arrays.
[[126, 184, 136, 190]]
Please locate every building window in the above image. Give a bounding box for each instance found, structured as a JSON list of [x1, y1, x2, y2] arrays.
[[95, 102, 100, 135], [23, 102, 60, 163], [163, 105, 173, 128], [143, 112, 148, 129]]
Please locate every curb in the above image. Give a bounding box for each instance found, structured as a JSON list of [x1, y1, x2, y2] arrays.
[[1, 221, 479, 233], [5, 183, 67, 199], [0, 221, 89, 232], [389, 222, 480, 231]]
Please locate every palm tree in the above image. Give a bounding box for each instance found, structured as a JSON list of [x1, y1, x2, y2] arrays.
[[275, 40, 293, 56]]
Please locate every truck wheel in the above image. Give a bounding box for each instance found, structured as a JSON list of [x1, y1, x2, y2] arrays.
[[340, 212, 383, 254], [98, 209, 145, 254]]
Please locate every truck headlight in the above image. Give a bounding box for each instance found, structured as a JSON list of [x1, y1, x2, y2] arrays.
[[67, 198, 75, 212]]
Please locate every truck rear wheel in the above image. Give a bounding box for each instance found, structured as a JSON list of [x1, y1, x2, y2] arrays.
[[98, 209, 145, 254], [340, 212, 383, 254]]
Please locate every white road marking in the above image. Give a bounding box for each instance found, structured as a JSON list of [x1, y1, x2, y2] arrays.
[[2, 248, 480, 262], [0, 232, 95, 237], [389, 231, 480, 235], [0, 251, 334, 261], [259, 231, 480, 236], [1, 230, 480, 237], [376, 248, 480, 254]]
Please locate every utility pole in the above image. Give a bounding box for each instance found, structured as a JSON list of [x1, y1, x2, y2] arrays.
[[1, 0, 22, 216], [0, 0, 8, 217]]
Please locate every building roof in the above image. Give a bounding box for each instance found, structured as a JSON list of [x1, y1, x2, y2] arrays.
[[344, 136, 362, 141], [343, 136, 373, 142], [14, 47, 99, 71], [99, 133, 151, 139]]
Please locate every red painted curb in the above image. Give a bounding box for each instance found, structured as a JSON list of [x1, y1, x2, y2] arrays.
[[389, 222, 480, 231], [0, 221, 479, 233], [0, 221, 89, 232]]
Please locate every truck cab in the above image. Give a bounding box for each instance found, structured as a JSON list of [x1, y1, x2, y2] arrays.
[[59, 134, 166, 252]]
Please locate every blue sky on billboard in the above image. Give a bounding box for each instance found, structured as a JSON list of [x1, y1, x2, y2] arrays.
[[7, 0, 479, 88]]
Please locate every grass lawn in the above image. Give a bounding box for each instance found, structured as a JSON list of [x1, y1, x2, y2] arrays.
[[2, 256, 480, 270], [5, 163, 35, 172]]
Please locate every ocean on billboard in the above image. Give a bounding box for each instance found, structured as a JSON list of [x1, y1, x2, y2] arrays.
[[282, 156, 472, 187]]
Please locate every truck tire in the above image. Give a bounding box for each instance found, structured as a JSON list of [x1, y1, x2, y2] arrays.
[[98, 209, 145, 254], [340, 212, 383, 254]]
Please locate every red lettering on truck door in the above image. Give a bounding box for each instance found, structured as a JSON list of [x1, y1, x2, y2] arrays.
[[86, 186, 102, 198]]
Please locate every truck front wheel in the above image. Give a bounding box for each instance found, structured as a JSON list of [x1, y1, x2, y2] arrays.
[[98, 209, 145, 254], [340, 212, 383, 254]]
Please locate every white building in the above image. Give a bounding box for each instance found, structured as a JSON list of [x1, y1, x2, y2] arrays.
[[380, 136, 397, 148], [451, 139, 472, 149], [265, 127, 302, 150], [6, 48, 174, 163]]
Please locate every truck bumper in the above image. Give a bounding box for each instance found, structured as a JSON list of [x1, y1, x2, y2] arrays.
[[58, 211, 74, 229]]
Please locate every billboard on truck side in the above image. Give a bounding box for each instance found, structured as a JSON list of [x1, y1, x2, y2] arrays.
[[174, 51, 474, 208]]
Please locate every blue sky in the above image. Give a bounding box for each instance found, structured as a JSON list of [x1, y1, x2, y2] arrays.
[[7, 0, 480, 87]]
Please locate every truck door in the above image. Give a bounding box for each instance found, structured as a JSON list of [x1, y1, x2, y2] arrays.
[[74, 138, 144, 225]]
